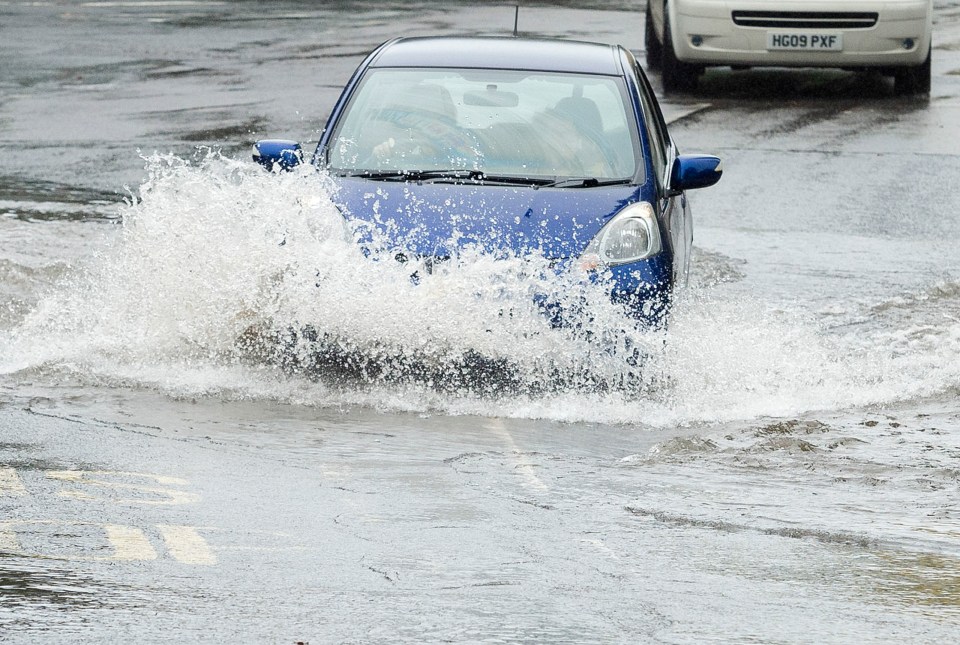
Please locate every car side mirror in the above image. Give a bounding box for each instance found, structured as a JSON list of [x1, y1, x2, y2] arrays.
[[669, 154, 722, 194], [253, 139, 303, 172]]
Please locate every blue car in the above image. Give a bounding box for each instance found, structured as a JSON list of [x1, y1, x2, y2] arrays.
[[253, 36, 720, 379]]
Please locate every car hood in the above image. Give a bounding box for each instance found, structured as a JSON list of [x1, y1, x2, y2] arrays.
[[330, 177, 643, 259]]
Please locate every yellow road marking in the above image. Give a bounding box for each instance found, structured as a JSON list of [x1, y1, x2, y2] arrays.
[[0, 526, 21, 552], [0, 520, 157, 562], [104, 524, 158, 561], [1, 520, 217, 564], [0, 467, 27, 497], [157, 524, 216, 565], [45, 470, 200, 505], [485, 418, 549, 492]]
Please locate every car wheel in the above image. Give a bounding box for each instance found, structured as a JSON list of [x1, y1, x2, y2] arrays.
[[645, 2, 662, 70], [661, 5, 699, 93], [894, 46, 931, 96]]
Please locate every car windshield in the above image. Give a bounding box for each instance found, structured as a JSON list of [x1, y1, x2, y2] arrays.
[[326, 67, 642, 183]]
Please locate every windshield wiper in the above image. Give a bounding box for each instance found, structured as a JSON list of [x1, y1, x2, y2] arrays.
[[540, 177, 634, 189], [341, 169, 485, 182], [340, 169, 558, 187], [474, 174, 554, 187]]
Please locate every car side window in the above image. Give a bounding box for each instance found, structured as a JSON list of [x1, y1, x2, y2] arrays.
[[633, 62, 669, 191]]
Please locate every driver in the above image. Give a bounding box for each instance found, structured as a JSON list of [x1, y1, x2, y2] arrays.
[[369, 84, 479, 168]]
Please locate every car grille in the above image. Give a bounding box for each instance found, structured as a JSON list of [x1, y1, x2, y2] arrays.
[[731, 11, 879, 30]]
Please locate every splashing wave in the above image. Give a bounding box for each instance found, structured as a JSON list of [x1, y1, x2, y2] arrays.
[[2, 151, 958, 426]]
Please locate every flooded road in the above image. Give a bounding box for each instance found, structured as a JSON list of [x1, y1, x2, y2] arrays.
[[2, 1, 960, 642]]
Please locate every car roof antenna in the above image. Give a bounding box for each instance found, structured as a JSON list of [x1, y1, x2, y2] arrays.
[[513, 5, 519, 36]]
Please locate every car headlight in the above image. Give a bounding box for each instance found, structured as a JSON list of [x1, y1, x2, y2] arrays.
[[580, 201, 662, 269]]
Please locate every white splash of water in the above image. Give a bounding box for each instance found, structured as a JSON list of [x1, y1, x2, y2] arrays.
[[2, 151, 958, 426]]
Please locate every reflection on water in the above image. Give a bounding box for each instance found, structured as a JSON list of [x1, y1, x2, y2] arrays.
[[0, 560, 144, 631], [628, 504, 960, 621], [1, 562, 98, 606], [871, 550, 960, 618], [0, 177, 121, 223]]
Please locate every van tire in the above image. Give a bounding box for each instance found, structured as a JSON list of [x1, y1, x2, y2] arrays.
[[645, 2, 662, 70], [894, 46, 931, 96], [661, 6, 699, 93]]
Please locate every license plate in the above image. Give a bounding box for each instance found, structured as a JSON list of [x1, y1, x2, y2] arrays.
[[766, 32, 843, 51]]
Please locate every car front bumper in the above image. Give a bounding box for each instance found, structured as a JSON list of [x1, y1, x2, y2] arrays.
[[672, 0, 931, 68], [541, 253, 674, 328]]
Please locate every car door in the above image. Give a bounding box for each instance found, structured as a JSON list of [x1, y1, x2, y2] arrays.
[[632, 60, 690, 286]]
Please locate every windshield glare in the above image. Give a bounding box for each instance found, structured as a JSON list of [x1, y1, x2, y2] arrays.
[[327, 68, 641, 182]]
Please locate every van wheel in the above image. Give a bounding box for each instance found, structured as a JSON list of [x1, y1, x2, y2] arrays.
[[645, 2, 662, 70], [661, 6, 699, 92], [894, 46, 931, 96]]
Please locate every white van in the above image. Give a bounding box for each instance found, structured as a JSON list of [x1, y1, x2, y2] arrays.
[[645, 0, 933, 94]]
